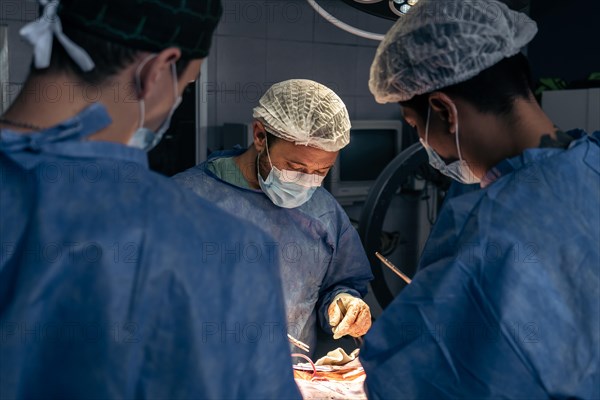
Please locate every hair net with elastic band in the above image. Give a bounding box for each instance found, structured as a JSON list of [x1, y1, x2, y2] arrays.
[[369, 0, 538, 103], [253, 79, 351, 152]]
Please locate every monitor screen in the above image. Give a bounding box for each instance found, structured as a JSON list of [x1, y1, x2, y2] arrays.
[[340, 129, 397, 181]]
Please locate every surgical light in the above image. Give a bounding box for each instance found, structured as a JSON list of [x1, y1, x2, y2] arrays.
[[390, 0, 419, 16]]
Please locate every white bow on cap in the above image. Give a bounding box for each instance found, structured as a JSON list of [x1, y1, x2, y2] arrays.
[[20, 0, 95, 72]]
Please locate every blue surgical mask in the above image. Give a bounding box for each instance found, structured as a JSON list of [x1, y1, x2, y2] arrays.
[[419, 106, 480, 185], [129, 55, 182, 152], [257, 136, 324, 208]]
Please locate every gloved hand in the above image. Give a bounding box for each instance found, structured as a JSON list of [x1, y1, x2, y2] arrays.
[[315, 348, 360, 366], [328, 293, 372, 340]]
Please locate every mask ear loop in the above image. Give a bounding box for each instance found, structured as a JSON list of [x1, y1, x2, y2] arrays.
[[449, 102, 464, 162], [263, 133, 274, 169], [256, 132, 273, 183], [424, 106, 432, 146], [134, 54, 158, 130], [449, 102, 478, 183], [169, 61, 179, 103]]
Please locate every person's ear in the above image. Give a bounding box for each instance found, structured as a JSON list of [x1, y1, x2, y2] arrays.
[[136, 48, 181, 99], [253, 121, 267, 152], [429, 92, 458, 134]]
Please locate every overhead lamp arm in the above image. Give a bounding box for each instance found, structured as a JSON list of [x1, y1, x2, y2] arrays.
[[306, 0, 385, 41]]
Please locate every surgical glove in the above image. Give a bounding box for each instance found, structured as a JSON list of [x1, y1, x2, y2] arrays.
[[315, 348, 360, 366], [328, 293, 372, 340]]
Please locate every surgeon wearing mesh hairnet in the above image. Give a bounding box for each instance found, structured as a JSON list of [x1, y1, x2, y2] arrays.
[[361, 0, 599, 398], [174, 79, 374, 353]]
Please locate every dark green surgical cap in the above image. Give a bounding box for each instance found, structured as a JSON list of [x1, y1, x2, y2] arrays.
[[58, 0, 222, 59]]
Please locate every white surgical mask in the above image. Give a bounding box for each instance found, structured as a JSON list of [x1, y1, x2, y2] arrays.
[[419, 106, 480, 185], [129, 54, 182, 152], [257, 136, 324, 208]]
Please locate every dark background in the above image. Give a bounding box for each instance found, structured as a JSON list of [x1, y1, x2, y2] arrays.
[[147, 0, 599, 177], [528, 0, 600, 83]]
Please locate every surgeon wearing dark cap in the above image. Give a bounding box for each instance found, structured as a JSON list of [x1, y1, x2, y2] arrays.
[[0, 1, 301, 398]]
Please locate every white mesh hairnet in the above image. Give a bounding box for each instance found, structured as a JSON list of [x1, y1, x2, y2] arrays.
[[253, 79, 351, 152], [369, 0, 538, 103]]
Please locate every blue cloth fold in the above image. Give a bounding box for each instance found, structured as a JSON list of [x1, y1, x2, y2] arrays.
[[173, 149, 373, 354], [361, 130, 600, 399], [0, 105, 301, 399]]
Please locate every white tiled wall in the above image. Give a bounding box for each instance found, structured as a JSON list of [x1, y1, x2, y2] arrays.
[[207, 0, 402, 130], [542, 89, 600, 133], [0, 0, 401, 127], [0, 0, 38, 111]]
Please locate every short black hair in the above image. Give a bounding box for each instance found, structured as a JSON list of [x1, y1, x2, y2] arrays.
[[401, 53, 534, 118], [30, 26, 190, 85], [265, 131, 280, 149]]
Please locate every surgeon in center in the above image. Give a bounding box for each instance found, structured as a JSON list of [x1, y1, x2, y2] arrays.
[[174, 79, 373, 353]]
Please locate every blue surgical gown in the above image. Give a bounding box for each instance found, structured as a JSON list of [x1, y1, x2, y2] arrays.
[[173, 149, 373, 353], [0, 104, 301, 399], [360, 130, 600, 399]]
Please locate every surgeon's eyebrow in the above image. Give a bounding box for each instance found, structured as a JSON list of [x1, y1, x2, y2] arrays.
[[288, 160, 334, 171], [287, 159, 308, 166], [287, 160, 315, 168]]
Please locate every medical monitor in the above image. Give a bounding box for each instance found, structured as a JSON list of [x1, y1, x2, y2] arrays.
[[326, 120, 403, 205]]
